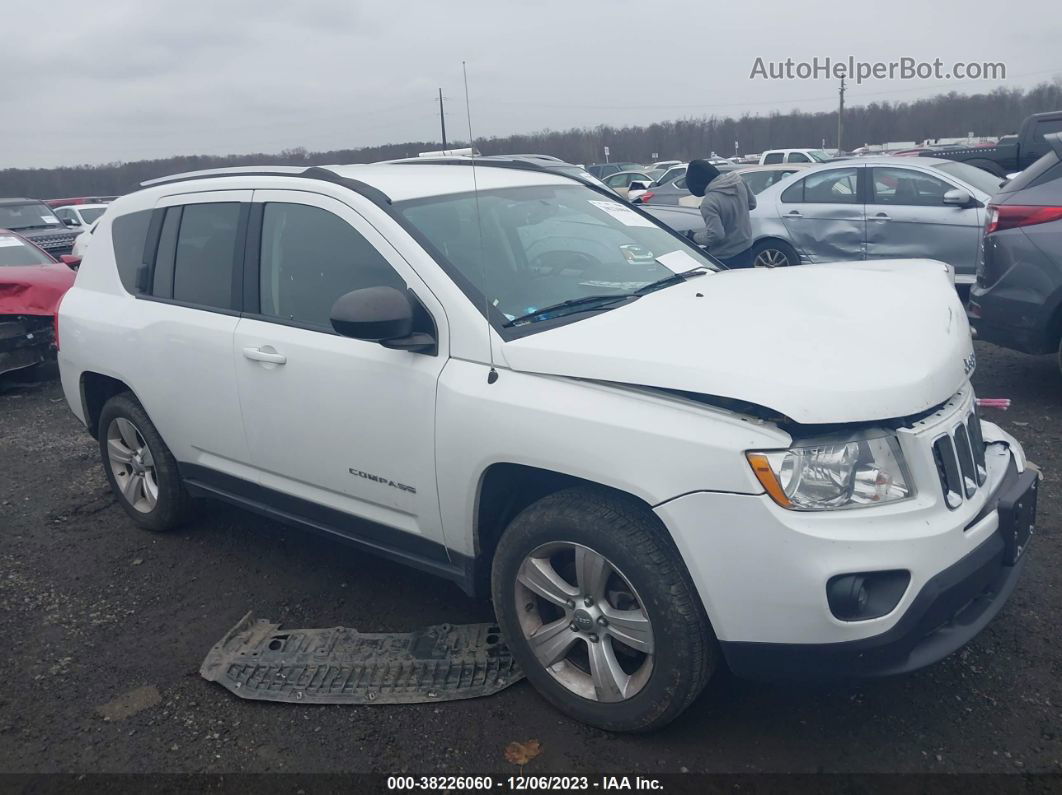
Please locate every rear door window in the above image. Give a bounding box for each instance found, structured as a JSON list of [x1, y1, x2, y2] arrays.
[[787, 152, 812, 163], [763, 152, 784, 164], [172, 203, 243, 310], [802, 168, 860, 204]]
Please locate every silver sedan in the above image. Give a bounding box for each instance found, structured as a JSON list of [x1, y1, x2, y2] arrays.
[[647, 156, 1002, 278]]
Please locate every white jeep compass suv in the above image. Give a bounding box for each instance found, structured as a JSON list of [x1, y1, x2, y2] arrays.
[[57, 161, 1038, 731]]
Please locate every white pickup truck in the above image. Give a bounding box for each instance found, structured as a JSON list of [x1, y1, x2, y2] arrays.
[[56, 161, 1037, 731]]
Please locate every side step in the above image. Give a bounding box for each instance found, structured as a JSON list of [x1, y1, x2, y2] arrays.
[[200, 612, 523, 704]]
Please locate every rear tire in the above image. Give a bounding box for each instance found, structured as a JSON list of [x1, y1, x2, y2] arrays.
[[98, 392, 192, 532], [491, 487, 716, 732], [749, 239, 799, 268]]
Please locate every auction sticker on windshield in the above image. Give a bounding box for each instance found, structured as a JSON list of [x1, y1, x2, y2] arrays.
[[588, 200, 655, 227], [656, 249, 706, 273], [0, 237, 24, 247]]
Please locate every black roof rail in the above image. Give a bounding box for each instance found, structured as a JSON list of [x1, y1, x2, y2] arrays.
[[394, 157, 552, 173], [139, 166, 392, 206], [392, 156, 611, 194]]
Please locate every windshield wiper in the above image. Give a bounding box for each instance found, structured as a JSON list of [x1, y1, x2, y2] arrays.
[[503, 293, 635, 327], [633, 267, 709, 296]]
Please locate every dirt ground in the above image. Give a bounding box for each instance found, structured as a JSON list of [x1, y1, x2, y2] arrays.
[[0, 341, 1059, 776]]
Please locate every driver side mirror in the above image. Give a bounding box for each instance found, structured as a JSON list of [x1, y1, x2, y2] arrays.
[[60, 254, 82, 270], [942, 188, 973, 207], [63, 217, 79, 227], [628, 181, 650, 191], [330, 286, 436, 355]]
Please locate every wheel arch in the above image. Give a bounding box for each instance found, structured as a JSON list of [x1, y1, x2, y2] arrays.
[[80, 371, 140, 439], [469, 463, 687, 599], [750, 236, 802, 265]]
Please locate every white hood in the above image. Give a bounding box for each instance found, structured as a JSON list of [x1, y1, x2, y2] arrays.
[[501, 260, 973, 425]]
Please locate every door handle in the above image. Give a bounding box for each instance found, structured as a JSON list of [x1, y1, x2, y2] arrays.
[[242, 346, 287, 365], [785, 210, 802, 218], [873, 212, 891, 221]]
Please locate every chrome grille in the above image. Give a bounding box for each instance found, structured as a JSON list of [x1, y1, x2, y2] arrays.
[[31, 233, 76, 250], [932, 405, 988, 510]]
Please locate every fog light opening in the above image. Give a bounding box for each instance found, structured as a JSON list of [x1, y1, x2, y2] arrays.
[[827, 570, 911, 622]]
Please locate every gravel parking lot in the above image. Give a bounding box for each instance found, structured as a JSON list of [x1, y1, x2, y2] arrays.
[[1, 341, 1059, 776]]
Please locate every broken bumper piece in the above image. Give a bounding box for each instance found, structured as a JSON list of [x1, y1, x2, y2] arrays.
[[200, 611, 523, 704], [0, 315, 54, 376]]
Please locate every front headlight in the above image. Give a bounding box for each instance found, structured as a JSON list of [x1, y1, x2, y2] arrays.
[[746, 434, 912, 511]]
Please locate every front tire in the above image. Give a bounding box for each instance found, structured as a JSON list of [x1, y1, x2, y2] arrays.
[[492, 487, 715, 732], [98, 392, 192, 532]]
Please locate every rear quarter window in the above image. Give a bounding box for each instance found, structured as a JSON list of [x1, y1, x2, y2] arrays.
[[110, 210, 154, 293]]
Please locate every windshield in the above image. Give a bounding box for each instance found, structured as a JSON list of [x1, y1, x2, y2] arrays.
[[0, 235, 53, 266], [933, 161, 1007, 196], [808, 150, 831, 162], [397, 184, 718, 327], [0, 202, 62, 231], [78, 207, 107, 224]]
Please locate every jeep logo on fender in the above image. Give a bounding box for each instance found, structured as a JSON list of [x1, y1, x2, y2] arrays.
[[963, 352, 977, 376], [348, 468, 416, 494]]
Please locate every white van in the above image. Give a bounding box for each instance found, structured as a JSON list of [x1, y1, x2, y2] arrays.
[[56, 161, 1037, 731]]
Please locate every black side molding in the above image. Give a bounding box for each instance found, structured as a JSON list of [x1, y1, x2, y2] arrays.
[[179, 463, 476, 594]]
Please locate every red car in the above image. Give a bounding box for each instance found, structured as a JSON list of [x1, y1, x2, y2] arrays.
[[0, 230, 77, 376]]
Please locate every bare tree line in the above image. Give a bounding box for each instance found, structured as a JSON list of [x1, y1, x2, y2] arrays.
[[3, 81, 1061, 199]]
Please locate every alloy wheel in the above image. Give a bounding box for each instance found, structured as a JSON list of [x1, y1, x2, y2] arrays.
[[753, 248, 790, 268], [514, 541, 654, 702], [105, 417, 159, 513]]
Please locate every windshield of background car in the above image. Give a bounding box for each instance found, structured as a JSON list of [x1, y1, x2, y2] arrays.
[[397, 184, 718, 325], [0, 235, 54, 266], [551, 166, 611, 191], [78, 207, 107, 224], [0, 203, 62, 230], [933, 161, 1007, 196], [809, 150, 831, 162]]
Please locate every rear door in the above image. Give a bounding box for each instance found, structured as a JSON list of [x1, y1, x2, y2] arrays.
[[232, 189, 450, 554], [778, 166, 866, 261], [136, 191, 253, 476], [865, 165, 982, 279]]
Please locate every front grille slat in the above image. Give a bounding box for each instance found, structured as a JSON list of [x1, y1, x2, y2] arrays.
[[967, 408, 988, 486], [933, 436, 964, 509], [953, 424, 978, 498]]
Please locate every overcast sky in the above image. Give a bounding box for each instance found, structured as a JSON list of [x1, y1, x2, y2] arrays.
[[4, 0, 1059, 168]]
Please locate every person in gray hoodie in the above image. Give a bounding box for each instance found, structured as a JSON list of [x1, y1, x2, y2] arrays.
[[684, 159, 756, 267]]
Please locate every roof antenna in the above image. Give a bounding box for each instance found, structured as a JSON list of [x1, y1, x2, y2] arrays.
[[463, 60, 498, 385]]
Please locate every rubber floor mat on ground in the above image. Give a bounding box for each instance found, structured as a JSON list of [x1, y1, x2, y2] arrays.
[[200, 611, 524, 704]]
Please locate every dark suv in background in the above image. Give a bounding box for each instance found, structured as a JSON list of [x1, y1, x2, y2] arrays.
[[968, 132, 1062, 374], [0, 198, 79, 257]]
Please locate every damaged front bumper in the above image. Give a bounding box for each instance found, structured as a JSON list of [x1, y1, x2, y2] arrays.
[[0, 315, 55, 376]]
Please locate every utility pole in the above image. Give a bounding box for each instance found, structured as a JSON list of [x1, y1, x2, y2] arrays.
[[438, 88, 447, 150], [837, 77, 845, 153]]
